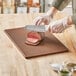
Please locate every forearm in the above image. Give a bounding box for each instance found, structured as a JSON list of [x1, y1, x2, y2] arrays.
[[46, 7, 58, 18], [52, 0, 71, 11]]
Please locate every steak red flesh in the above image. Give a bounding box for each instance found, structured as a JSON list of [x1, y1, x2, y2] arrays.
[[25, 31, 44, 45], [27, 32, 42, 40]]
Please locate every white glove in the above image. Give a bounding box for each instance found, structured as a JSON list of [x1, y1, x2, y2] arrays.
[[33, 14, 53, 25], [50, 17, 71, 33]]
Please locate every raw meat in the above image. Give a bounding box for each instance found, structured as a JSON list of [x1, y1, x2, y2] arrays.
[[25, 31, 44, 45]]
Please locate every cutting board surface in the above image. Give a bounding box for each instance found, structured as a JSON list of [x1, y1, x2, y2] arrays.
[[5, 27, 68, 58]]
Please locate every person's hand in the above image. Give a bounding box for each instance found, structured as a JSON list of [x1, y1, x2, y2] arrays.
[[50, 17, 72, 33], [33, 7, 58, 25], [33, 14, 53, 25]]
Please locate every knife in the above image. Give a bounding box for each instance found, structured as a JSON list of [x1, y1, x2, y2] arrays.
[[25, 25, 50, 32]]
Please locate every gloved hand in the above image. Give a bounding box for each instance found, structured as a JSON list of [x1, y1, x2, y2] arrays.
[[33, 14, 53, 25], [33, 7, 58, 25], [50, 17, 71, 33]]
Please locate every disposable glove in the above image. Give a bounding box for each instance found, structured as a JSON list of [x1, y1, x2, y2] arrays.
[[33, 14, 53, 25], [50, 17, 71, 33], [33, 7, 58, 25]]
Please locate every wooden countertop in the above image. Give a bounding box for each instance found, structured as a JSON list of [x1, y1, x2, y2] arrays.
[[0, 13, 76, 76]]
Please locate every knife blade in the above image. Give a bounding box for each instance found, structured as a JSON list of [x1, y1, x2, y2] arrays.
[[25, 25, 50, 32]]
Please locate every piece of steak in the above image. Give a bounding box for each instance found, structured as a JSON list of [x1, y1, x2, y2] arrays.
[[25, 31, 44, 46]]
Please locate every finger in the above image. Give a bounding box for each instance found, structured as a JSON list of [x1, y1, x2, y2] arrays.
[[56, 25, 64, 33], [37, 19, 42, 25], [33, 18, 39, 25], [50, 24, 54, 33], [52, 26, 59, 33], [52, 24, 61, 33], [50, 26, 54, 33], [35, 20, 40, 25], [58, 28, 64, 33], [33, 17, 42, 25]]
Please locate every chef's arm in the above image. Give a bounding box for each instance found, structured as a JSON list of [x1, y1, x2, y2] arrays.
[[47, 0, 74, 26], [51, 0, 75, 26], [46, 0, 71, 17], [34, 0, 73, 27], [46, 7, 58, 18]]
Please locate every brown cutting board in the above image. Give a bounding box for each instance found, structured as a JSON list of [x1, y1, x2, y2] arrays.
[[5, 27, 68, 58]]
